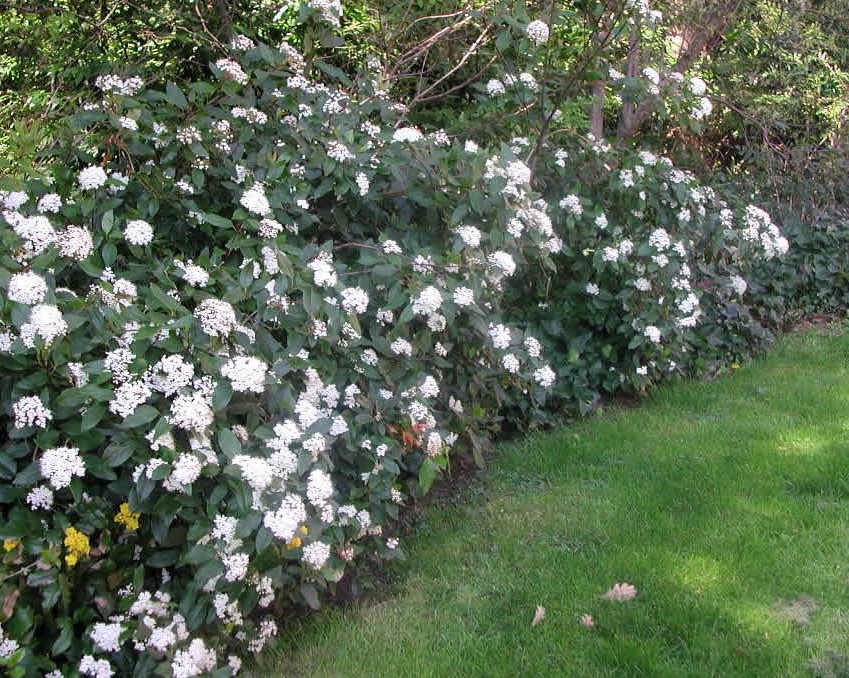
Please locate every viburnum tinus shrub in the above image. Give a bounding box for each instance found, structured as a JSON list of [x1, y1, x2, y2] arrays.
[[0, 35, 560, 677], [504, 137, 790, 412]]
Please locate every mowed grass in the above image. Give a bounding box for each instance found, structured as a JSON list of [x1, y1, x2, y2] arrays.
[[254, 328, 849, 678]]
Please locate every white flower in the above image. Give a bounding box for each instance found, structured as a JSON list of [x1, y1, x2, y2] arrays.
[[216, 57, 248, 84], [91, 622, 123, 653], [57, 226, 94, 260], [355, 172, 369, 196], [524, 336, 542, 358], [419, 375, 439, 398], [412, 286, 442, 316], [2, 190, 27, 210], [533, 365, 556, 388], [456, 225, 482, 248], [642, 66, 660, 85], [488, 323, 512, 349], [20, 304, 67, 347], [240, 184, 272, 216], [11, 214, 55, 258], [519, 72, 538, 90], [341, 287, 369, 315], [40, 446, 86, 489], [486, 78, 506, 96], [488, 251, 516, 277], [124, 219, 154, 245], [26, 485, 53, 510], [194, 299, 238, 337], [635, 277, 651, 292], [644, 326, 662, 343], [526, 20, 550, 45], [649, 228, 671, 251], [307, 469, 334, 507], [502, 353, 520, 373], [602, 247, 619, 263], [164, 453, 203, 492], [221, 356, 267, 393], [169, 393, 214, 432], [79, 655, 114, 678], [453, 286, 474, 307], [302, 541, 331, 569], [730, 274, 747, 296], [559, 194, 583, 216], [307, 251, 337, 288], [392, 127, 423, 143], [263, 495, 306, 540], [12, 395, 52, 429], [37, 193, 62, 213], [390, 338, 413, 357], [586, 282, 600, 296], [689, 76, 707, 96], [7, 271, 47, 305], [78, 166, 108, 190], [174, 259, 210, 287], [109, 380, 152, 419], [170, 638, 217, 678]]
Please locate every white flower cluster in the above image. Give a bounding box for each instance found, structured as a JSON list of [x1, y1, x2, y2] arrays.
[[240, 184, 272, 216], [20, 304, 67, 347], [40, 446, 86, 489], [215, 57, 249, 84], [526, 20, 550, 45], [124, 219, 154, 246], [740, 205, 789, 259], [221, 356, 268, 393], [78, 165, 108, 190], [412, 286, 443, 316], [7, 271, 47, 305], [95, 74, 144, 96], [194, 299, 238, 337], [12, 395, 52, 429]]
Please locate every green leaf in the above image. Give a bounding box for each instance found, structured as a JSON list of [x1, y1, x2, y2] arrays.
[[51, 621, 74, 656], [212, 380, 232, 412], [217, 427, 241, 460], [80, 403, 107, 432], [101, 440, 134, 467], [165, 81, 188, 110], [300, 583, 321, 610], [418, 457, 439, 494], [102, 241, 117, 267], [145, 549, 180, 568], [255, 526, 273, 554], [122, 405, 159, 428]]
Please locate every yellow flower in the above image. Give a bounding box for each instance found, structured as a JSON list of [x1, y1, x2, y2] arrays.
[[114, 502, 140, 532], [730, 363, 740, 370], [286, 536, 302, 550], [63, 526, 90, 567], [2, 538, 20, 552]]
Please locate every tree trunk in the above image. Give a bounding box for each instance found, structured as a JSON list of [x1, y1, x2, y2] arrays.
[[616, 0, 744, 139]]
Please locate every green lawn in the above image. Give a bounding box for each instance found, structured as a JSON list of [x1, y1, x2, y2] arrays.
[[254, 328, 849, 678]]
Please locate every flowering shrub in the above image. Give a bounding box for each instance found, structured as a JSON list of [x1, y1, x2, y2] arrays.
[[503, 137, 790, 413], [0, 35, 560, 676]]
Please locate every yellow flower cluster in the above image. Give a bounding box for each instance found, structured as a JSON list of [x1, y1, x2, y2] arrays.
[[63, 526, 90, 567], [286, 525, 309, 550], [114, 502, 140, 532], [2, 538, 20, 552]]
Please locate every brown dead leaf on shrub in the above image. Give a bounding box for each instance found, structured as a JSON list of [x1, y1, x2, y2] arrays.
[[531, 605, 546, 627]]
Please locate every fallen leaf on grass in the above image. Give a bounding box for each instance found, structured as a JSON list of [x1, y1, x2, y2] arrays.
[[602, 582, 637, 601], [531, 605, 546, 627]]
